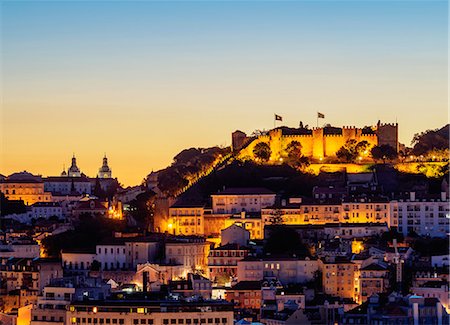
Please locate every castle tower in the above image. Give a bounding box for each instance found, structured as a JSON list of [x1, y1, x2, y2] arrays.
[[312, 128, 325, 159], [98, 155, 112, 178], [68, 154, 81, 177], [232, 130, 248, 151], [376, 122, 399, 152]]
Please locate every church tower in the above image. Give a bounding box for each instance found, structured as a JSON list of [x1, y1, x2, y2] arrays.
[[68, 155, 81, 177], [98, 155, 112, 178]]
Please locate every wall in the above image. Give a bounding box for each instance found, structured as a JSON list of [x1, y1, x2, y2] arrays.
[[237, 124, 391, 160]]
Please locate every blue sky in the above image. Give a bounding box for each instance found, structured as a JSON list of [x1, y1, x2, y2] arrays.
[[1, 0, 448, 185]]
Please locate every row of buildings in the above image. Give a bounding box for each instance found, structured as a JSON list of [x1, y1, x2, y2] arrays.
[[165, 186, 449, 239], [0, 155, 114, 206]]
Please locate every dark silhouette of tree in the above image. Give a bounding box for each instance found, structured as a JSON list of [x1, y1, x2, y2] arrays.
[[93, 177, 106, 199], [253, 142, 271, 162], [0, 193, 26, 217], [411, 125, 449, 155], [336, 140, 370, 162], [128, 190, 156, 232], [285, 141, 309, 169], [264, 226, 310, 257], [371, 145, 397, 163]]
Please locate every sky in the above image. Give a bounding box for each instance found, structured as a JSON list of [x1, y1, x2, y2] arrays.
[[1, 0, 448, 186]]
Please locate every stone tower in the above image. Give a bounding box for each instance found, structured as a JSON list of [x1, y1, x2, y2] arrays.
[[98, 155, 112, 178], [376, 122, 399, 152], [68, 155, 81, 177]]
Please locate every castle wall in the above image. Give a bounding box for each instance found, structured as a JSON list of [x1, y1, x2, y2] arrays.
[[236, 125, 387, 160]]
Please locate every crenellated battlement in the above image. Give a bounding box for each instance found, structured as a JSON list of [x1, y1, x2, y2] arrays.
[[234, 121, 398, 159], [379, 123, 398, 127]]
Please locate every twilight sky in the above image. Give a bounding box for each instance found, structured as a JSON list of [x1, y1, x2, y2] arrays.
[[1, 1, 448, 186]]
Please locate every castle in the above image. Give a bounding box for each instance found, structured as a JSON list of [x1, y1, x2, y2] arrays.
[[233, 121, 398, 161]]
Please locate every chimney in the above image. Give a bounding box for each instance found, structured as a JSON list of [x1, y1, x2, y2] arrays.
[[410, 192, 415, 202], [143, 271, 149, 293], [281, 199, 286, 207], [441, 192, 446, 201]]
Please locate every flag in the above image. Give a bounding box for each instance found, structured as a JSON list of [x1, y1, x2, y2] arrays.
[[317, 112, 325, 119], [275, 114, 283, 121]]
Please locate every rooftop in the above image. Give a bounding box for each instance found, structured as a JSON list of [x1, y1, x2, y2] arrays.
[[213, 187, 275, 196]]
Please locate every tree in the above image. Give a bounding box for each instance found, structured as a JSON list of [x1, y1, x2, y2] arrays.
[[336, 140, 370, 162], [264, 226, 310, 257], [128, 191, 156, 232], [253, 142, 271, 162], [411, 125, 449, 155], [371, 145, 397, 163], [285, 141, 308, 169]]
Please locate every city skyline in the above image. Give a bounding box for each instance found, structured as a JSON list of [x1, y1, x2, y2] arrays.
[[1, 1, 447, 185]]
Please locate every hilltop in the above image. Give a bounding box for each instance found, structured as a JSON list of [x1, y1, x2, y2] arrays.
[[145, 123, 448, 199]]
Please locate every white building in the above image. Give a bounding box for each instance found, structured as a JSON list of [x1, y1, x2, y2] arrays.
[[390, 192, 449, 237], [66, 300, 233, 325], [221, 224, 250, 246], [61, 252, 96, 272], [44, 176, 92, 196], [31, 285, 75, 325], [31, 202, 64, 220], [96, 244, 127, 271], [0, 243, 40, 258], [211, 187, 276, 214], [237, 257, 319, 284]]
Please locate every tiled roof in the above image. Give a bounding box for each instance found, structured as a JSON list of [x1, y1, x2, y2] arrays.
[[230, 281, 261, 291], [213, 187, 275, 195]]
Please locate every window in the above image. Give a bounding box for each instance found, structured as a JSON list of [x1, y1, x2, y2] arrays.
[[163, 320, 169, 325]]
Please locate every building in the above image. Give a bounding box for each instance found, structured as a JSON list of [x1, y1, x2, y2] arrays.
[[236, 257, 319, 284], [235, 121, 398, 161], [167, 204, 205, 236], [0, 258, 63, 294], [319, 257, 360, 302], [412, 281, 449, 313], [97, 155, 112, 179], [390, 192, 449, 237], [342, 293, 448, 325], [342, 197, 390, 225], [168, 273, 212, 299], [0, 242, 40, 259], [66, 298, 234, 325], [358, 262, 389, 303], [225, 280, 262, 311], [0, 172, 52, 205], [66, 155, 81, 178], [221, 224, 250, 246], [211, 187, 276, 214], [30, 284, 75, 324], [208, 243, 250, 283], [223, 212, 263, 240], [165, 238, 210, 277], [44, 176, 92, 196], [31, 202, 64, 220]]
